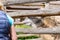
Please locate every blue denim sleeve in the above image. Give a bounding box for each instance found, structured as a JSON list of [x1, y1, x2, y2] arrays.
[[7, 15, 14, 26]]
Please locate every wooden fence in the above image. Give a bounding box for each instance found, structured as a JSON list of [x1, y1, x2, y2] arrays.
[[6, 2, 60, 34], [12, 9, 60, 34]]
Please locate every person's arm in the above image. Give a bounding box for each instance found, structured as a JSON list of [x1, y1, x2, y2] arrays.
[[6, 14, 17, 40], [10, 25, 17, 40]]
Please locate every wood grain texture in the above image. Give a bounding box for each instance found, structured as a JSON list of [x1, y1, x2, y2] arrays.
[[15, 26, 60, 34]]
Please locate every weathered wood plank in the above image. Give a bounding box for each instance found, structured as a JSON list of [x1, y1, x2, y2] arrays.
[[49, 1, 60, 5], [2, 0, 47, 5], [16, 26, 60, 34], [20, 2, 45, 6], [7, 8, 60, 18], [6, 6, 41, 9], [6, 2, 45, 6]]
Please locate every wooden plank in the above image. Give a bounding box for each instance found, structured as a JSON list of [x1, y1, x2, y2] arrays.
[[3, 0, 47, 5], [8, 2, 46, 6], [49, 1, 60, 5], [16, 26, 60, 34], [6, 6, 41, 9], [7, 9, 60, 18], [12, 13, 60, 18], [21, 2, 45, 6]]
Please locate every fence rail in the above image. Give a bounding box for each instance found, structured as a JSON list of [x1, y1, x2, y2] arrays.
[[15, 26, 60, 34], [12, 9, 60, 34], [7, 5, 60, 34], [7, 9, 60, 18]]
